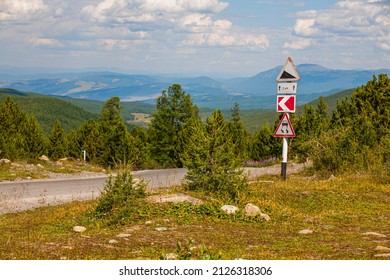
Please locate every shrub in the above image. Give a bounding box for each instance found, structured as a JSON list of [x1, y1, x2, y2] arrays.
[[94, 171, 146, 217]]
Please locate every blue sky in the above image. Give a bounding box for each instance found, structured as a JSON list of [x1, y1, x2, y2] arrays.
[[0, 0, 389, 77]]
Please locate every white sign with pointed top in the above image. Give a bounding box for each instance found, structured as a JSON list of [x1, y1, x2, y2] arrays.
[[274, 113, 295, 137], [276, 57, 300, 82]]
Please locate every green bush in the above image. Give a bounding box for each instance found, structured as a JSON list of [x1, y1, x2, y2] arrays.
[[94, 171, 146, 218]]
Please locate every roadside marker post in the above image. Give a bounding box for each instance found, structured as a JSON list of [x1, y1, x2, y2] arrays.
[[274, 57, 300, 180]]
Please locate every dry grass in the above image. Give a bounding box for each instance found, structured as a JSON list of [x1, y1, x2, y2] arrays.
[[0, 173, 389, 260]]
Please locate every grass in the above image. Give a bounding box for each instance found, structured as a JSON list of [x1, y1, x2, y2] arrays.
[[0, 159, 106, 182], [0, 172, 389, 260]]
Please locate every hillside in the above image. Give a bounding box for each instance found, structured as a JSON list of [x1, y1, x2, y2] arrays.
[[1, 65, 388, 110], [0, 88, 98, 135], [0, 86, 356, 134]]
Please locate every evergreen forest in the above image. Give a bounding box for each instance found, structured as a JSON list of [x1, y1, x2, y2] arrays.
[[0, 74, 388, 188]]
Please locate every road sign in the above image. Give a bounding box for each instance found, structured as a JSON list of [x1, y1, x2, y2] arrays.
[[274, 113, 295, 137], [277, 82, 297, 94], [277, 95, 296, 113], [276, 57, 300, 82]]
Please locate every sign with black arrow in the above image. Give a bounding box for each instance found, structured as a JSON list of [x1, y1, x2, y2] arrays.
[[276, 57, 300, 82]]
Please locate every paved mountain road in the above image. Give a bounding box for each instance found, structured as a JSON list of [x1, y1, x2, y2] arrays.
[[0, 164, 305, 214]]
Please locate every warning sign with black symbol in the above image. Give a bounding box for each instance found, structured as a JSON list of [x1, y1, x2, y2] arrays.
[[274, 113, 295, 137]]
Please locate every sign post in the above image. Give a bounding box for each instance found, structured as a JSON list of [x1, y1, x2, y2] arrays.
[[274, 57, 300, 180]]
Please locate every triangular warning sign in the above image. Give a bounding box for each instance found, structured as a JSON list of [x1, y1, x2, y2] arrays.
[[274, 113, 295, 137], [276, 57, 300, 82]]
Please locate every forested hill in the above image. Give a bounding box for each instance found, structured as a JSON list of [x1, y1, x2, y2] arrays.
[[0, 86, 357, 134], [0, 88, 98, 135]]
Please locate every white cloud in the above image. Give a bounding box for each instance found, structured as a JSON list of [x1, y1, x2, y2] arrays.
[[82, 0, 229, 23], [292, 0, 390, 39], [80, 0, 268, 51], [29, 37, 63, 48], [183, 31, 269, 50], [0, 0, 48, 21], [293, 19, 319, 37], [179, 13, 231, 33], [283, 39, 313, 50], [140, 0, 229, 13]]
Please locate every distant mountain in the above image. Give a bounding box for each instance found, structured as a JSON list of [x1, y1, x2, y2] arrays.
[[1, 64, 388, 110]]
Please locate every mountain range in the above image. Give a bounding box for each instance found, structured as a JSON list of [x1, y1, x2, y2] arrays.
[[1, 64, 389, 110]]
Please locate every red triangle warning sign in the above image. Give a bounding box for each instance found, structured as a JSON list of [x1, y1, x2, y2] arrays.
[[276, 57, 300, 82], [274, 113, 295, 137]]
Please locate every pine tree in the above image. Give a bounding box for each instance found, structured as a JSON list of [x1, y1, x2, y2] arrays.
[[0, 97, 28, 159], [130, 127, 150, 169], [229, 103, 250, 163], [21, 115, 47, 159], [49, 120, 67, 160], [98, 96, 133, 167], [148, 84, 199, 167], [182, 109, 248, 201], [72, 119, 102, 162], [250, 123, 277, 161]]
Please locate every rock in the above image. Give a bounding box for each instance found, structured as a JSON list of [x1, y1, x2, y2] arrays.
[[36, 164, 44, 169], [117, 233, 131, 238], [299, 229, 313, 235], [221, 205, 239, 214], [126, 225, 144, 232], [39, 155, 49, 161], [59, 158, 68, 162], [145, 221, 152, 225], [165, 253, 178, 260], [243, 203, 261, 217], [374, 253, 390, 258], [304, 217, 314, 223], [73, 226, 87, 233], [375, 246, 390, 251], [0, 159, 11, 164], [155, 227, 168, 232], [362, 232, 387, 238], [109, 239, 118, 244], [146, 193, 203, 205], [260, 213, 271, 221]]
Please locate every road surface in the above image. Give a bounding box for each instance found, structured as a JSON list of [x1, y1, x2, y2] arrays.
[[0, 164, 305, 214]]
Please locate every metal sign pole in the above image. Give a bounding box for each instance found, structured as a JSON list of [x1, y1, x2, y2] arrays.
[[275, 57, 299, 181], [281, 113, 289, 180]]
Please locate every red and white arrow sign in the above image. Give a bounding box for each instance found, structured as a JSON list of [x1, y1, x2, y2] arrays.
[[277, 95, 296, 113]]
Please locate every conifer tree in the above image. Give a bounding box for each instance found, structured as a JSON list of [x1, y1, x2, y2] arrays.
[[21, 115, 47, 158], [130, 127, 150, 169], [49, 120, 67, 160], [308, 74, 390, 174], [98, 96, 133, 167], [229, 103, 250, 163], [251, 123, 277, 161], [148, 84, 199, 167], [0, 97, 49, 159], [73, 119, 102, 162], [182, 109, 248, 201]]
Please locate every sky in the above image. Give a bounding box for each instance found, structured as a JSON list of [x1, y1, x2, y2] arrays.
[[0, 0, 389, 77]]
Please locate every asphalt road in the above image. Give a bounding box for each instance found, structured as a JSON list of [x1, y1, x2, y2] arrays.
[[0, 164, 305, 214]]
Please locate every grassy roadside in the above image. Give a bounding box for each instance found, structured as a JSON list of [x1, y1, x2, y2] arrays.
[[0, 173, 389, 260]]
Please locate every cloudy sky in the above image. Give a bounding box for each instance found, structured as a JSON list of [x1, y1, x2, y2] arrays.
[[0, 0, 389, 77]]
